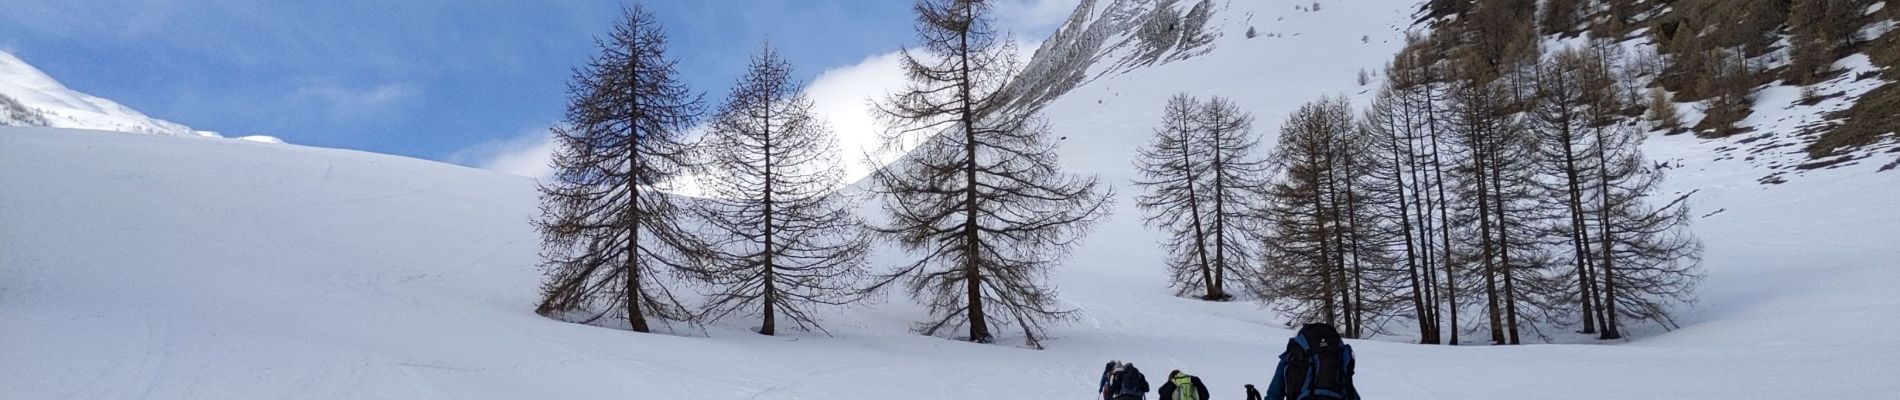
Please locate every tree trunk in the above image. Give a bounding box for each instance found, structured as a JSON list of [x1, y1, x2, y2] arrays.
[[1187, 145, 1216, 300], [1390, 135, 1431, 343], [1559, 128, 1599, 334], [1474, 130, 1505, 345], [760, 86, 778, 336], [957, 12, 990, 343], [1426, 85, 1460, 345], [1210, 126, 1230, 301], [1489, 156, 1522, 345], [1594, 128, 1622, 340]]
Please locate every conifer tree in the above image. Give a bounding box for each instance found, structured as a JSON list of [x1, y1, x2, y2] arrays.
[[534, 4, 704, 333], [865, 0, 1111, 348], [689, 45, 872, 336], [1134, 95, 1220, 300], [1260, 97, 1386, 335], [1201, 97, 1270, 303], [1134, 95, 1265, 302]]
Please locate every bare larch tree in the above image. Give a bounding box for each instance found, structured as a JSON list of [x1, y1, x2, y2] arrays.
[[533, 5, 704, 333], [1260, 96, 1389, 336], [1133, 94, 1264, 301], [1197, 97, 1269, 302], [865, 0, 1112, 348], [1133, 94, 1220, 299], [688, 45, 873, 336]]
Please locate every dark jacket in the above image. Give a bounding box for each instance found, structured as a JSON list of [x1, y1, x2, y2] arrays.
[[1110, 365, 1150, 400], [1157, 373, 1210, 400]]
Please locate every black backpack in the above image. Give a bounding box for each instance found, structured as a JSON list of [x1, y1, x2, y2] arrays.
[[1281, 324, 1355, 400], [1114, 365, 1147, 397]]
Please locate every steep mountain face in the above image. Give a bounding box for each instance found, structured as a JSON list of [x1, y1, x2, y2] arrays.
[[0, 50, 204, 137]]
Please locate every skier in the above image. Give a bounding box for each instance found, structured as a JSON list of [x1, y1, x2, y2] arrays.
[[1108, 362, 1151, 400], [1157, 370, 1210, 400], [1264, 324, 1360, 400], [1100, 360, 1123, 400]]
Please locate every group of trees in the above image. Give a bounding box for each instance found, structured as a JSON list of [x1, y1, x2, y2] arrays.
[[1441, 0, 1895, 148], [533, 0, 1715, 347], [1245, 31, 1701, 344], [1132, 94, 1266, 302], [532, 5, 870, 337], [534, 1, 1108, 348], [1647, 0, 1882, 137]]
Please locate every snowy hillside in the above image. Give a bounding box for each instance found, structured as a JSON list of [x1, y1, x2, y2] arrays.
[[0, 50, 207, 137], [3, 0, 1899, 399]]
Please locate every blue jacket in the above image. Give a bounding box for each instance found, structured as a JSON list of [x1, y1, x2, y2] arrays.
[[1264, 340, 1360, 400]]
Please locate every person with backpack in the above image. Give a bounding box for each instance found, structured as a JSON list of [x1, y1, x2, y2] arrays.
[[1157, 370, 1210, 400], [1264, 324, 1360, 400], [1244, 384, 1262, 400], [1101, 361, 1124, 400], [1108, 362, 1151, 400]]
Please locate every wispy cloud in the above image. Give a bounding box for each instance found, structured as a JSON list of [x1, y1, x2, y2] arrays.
[[448, 126, 557, 179], [290, 82, 417, 120]]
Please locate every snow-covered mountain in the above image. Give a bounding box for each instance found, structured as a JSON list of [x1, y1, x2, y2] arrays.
[[0, 50, 214, 138], [2, 1, 1897, 399]]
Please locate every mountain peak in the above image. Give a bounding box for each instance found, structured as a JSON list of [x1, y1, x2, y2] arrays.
[[0, 50, 205, 137]]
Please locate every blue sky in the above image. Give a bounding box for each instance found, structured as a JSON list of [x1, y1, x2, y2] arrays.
[[0, 0, 1075, 172]]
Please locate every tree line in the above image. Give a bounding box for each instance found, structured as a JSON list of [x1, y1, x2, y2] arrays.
[[531, 1, 1106, 348], [1127, 31, 1702, 344], [529, 0, 1703, 348]]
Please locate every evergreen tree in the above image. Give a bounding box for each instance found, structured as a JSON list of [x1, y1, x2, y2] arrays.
[[865, 0, 1111, 348], [534, 4, 704, 333], [688, 45, 872, 336]]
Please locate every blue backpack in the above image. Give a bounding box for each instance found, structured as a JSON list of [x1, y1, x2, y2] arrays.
[[1281, 324, 1356, 400]]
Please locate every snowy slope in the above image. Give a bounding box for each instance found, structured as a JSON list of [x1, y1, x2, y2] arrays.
[[3, 0, 1900, 399], [0, 50, 207, 137]]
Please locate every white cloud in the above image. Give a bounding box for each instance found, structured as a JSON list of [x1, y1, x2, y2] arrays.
[[449, 126, 557, 179], [455, 51, 911, 184], [290, 82, 417, 119], [805, 51, 911, 183]]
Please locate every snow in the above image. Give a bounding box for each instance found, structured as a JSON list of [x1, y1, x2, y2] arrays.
[[236, 135, 287, 144], [3, 0, 1899, 399], [0, 50, 198, 137]]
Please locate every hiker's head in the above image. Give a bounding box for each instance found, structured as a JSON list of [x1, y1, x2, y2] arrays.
[[1170, 370, 1182, 378]]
